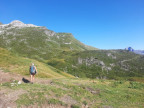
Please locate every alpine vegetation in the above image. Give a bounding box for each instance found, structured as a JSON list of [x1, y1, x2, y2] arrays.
[[0, 21, 144, 80], [0, 20, 144, 108]]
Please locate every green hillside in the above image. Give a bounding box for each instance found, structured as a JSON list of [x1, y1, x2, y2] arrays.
[[47, 50, 144, 80], [0, 24, 97, 61], [0, 47, 73, 78]]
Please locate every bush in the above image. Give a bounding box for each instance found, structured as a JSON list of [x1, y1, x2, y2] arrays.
[[128, 81, 144, 89], [48, 98, 63, 105], [71, 104, 80, 108], [82, 101, 87, 105]]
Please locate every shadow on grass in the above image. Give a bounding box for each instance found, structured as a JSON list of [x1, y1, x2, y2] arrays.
[[22, 77, 30, 83]]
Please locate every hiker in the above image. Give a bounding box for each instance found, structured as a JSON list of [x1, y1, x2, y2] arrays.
[[30, 63, 37, 83]]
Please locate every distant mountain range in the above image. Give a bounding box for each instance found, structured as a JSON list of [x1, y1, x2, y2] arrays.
[[125, 47, 144, 55]]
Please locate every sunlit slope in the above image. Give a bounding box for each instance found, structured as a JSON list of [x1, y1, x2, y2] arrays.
[[0, 48, 74, 78], [0, 25, 97, 61]]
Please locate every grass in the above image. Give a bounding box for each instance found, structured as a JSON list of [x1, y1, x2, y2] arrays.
[[0, 47, 74, 78], [1, 78, 144, 108]]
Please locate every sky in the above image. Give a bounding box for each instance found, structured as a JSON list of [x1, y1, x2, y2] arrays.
[[0, 0, 144, 50]]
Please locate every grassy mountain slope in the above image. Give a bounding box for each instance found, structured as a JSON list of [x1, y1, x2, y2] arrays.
[[47, 50, 144, 80], [0, 47, 73, 78], [0, 25, 97, 61], [0, 21, 144, 80]]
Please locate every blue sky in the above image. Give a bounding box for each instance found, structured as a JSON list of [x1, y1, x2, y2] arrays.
[[0, 0, 144, 49]]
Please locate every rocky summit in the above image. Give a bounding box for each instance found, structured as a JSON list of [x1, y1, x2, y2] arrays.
[[0, 20, 39, 29]]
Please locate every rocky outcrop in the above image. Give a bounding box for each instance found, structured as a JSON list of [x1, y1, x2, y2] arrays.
[[78, 57, 104, 66], [107, 53, 116, 59], [77, 57, 112, 71]]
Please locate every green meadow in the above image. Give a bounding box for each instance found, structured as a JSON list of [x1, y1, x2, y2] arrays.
[[1, 78, 144, 108]]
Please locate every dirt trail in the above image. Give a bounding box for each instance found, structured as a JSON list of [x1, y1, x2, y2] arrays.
[[0, 69, 52, 84], [120, 56, 139, 64], [0, 70, 53, 108], [0, 70, 28, 108], [0, 89, 27, 108], [0, 69, 23, 84]]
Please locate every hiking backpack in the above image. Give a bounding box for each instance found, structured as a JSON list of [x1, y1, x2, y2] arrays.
[[30, 65, 36, 73]]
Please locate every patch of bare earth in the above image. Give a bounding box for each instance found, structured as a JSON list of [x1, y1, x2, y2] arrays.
[[20, 104, 68, 108], [36, 79, 52, 85], [0, 89, 27, 108], [0, 69, 26, 83], [0, 69, 51, 85], [101, 106, 113, 108], [60, 95, 77, 105], [0, 70, 28, 108], [84, 87, 101, 94]]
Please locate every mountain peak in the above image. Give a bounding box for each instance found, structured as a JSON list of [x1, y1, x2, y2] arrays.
[[10, 20, 25, 26], [1, 20, 39, 28], [10, 20, 39, 27]]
